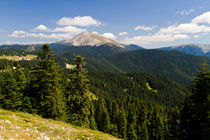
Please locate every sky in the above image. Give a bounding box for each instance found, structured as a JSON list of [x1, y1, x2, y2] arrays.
[[1, 0, 210, 48]]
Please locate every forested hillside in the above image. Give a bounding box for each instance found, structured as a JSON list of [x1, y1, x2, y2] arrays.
[[88, 72, 189, 106], [0, 44, 209, 140], [56, 49, 210, 84]]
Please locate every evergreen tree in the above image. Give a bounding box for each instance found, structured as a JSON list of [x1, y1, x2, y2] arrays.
[[13, 64, 26, 95], [148, 107, 164, 140], [180, 62, 210, 140], [110, 101, 119, 124], [0, 72, 21, 110], [168, 108, 180, 140], [95, 98, 111, 132], [89, 102, 97, 130], [30, 44, 66, 120], [143, 121, 149, 140], [13, 64, 32, 112], [66, 55, 91, 127], [117, 106, 127, 139], [127, 124, 137, 140]]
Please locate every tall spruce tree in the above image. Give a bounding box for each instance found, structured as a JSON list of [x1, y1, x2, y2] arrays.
[[13, 64, 32, 112], [180, 62, 210, 140], [30, 44, 66, 120], [66, 55, 91, 127], [117, 106, 127, 139], [13, 64, 26, 95], [0, 72, 21, 110], [89, 102, 97, 130], [127, 123, 137, 140]]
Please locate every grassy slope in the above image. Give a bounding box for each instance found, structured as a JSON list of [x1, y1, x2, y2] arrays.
[[0, 109, 120, 140]]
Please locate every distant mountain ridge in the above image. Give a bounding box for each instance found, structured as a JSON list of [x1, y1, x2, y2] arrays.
[[0, 32, 143, 56], [161, 44, 210, 57]]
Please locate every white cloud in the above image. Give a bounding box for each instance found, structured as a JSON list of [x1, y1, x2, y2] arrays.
[[51, 26, 86, 33], [31, 25, 86, 34], [33, 24, 48, 31], [0, 29, 4, 32], [57, 16, 101, 26], [119, 32, 128, 36], [192, 11, 210, 24], [193, 35, 200, 38], [134, 25, 156, 31], [2, 41, 53, 45], [176, 9, 195, 15], [158, 23, 210, 34], [9, 30, 27, 37], [92, 31, 99, 35], [123, 33, 189, 45], [9, 30, 75, 40], [123, 11, 210, 45], [102, 32, 117, 40]]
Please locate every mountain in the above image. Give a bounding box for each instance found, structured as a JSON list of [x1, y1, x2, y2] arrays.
[[0, 109, 119, 140], [58, 49, 210, 84], [161, 44, 210, 57], [50, 31, 143, 56], [0, 32, 143, 56], [124, 44, 144, 50], [59, 31, 125, 48]]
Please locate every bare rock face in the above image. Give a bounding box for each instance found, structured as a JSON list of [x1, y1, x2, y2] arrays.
[[60, 31, 125, 48]]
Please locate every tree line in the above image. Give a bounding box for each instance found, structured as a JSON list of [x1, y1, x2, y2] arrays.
[[0, 44, 209, 140]]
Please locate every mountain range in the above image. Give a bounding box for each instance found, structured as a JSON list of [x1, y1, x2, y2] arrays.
[[161, 44, 210, 57], [0, 31, 209, 84], [0, 31, 209, 57]]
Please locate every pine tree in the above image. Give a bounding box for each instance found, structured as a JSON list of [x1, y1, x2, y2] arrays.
[[143, 121, 149, 140], [0, 72, 21, 110], [12, 64, 32, 112], [30, 44, 66, 120], [110, 101, 119, 124], [117, 106, 127, 139], [148, 107, 164, 140], [127, 124, 137, 140], [89, 102, 97, 130], [95, 98, 111, 132], [180, 62, 210, 139], [13, 64, 26, 95], [66, 55, 91, 127]]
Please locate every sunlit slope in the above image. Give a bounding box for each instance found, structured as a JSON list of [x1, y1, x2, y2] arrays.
[[0, 109, 120, 140]]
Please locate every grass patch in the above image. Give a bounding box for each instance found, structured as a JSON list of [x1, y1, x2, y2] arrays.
[[0, 109, 120, 140]]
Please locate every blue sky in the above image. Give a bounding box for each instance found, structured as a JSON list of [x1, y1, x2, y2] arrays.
[[1, 0, 210, 48]]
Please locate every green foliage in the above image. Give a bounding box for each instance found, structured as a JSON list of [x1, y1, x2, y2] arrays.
[[89, 103, 97, 130], [0, 72, 22, 110], [95, 98, 111, 133], [88, 72, 189, 107], [58, 49, 210, 84], [30, 44, 66, 120], [1, 44, 210, 140], [179, 62, 210, 140], [127, 124, 137, 140], [66, 55, 91, 127], [146, 82, 158, 93]]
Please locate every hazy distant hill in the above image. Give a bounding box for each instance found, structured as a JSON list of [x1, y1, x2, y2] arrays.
[[161, 44, 210, 57], [0, 44, 37, 52]]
